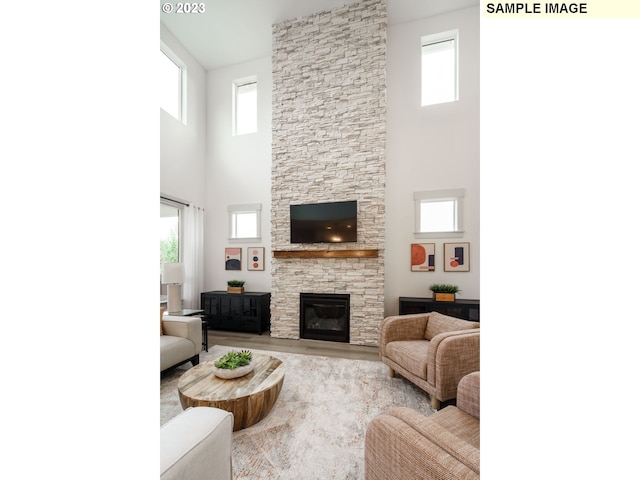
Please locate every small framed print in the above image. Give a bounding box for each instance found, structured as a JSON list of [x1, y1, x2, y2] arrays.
[[225, 247, 242, 271], [444, 242, 470, 272], [411, 243, 435, 272], [247, 247, 265, 271]]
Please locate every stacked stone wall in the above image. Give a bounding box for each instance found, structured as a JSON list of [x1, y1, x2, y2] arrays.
[[271, 0, 386, 346]]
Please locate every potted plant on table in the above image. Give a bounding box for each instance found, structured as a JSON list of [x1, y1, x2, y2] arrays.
[[212, 349, 254, 379], [429, 284, 460, 302], [227, 280, 245, 294]]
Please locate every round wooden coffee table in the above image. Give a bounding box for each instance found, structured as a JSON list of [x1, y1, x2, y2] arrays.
[[178, 353, 285, 431]]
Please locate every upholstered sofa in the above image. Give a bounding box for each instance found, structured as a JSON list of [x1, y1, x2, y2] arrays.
[[161, 406, 234, 480], [379, 311, 479, 409], [160, 307, 202, 373], [365, 371, 480, 479]]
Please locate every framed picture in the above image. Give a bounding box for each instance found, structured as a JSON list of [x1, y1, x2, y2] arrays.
[[247, 247, 265, 271], [225, 247, 242, 271], [444, 242, 470, 272], [411, 243, 435, 272]]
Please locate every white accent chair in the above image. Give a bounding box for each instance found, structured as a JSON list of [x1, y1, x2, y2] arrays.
[[160, 407, 234, 480], [161, 308, 202, 373]]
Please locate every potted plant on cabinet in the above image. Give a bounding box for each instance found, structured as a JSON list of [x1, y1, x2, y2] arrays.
[[227, 280, 245, 294], [429, 284, 460, 302]]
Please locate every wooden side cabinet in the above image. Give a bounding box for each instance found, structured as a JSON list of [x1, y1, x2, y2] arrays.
[[201, 291, 271, 334], [399, 297, 480, 322]]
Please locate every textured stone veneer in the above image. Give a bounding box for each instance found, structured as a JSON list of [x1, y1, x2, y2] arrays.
[[271, 0, 387, 346]]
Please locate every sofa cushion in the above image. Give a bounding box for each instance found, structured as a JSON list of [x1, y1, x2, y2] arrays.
[[161, 335, 196, 372], [161, 307, 166, 335], [385, 340, 430, 379], [424, 312, 479, 340]]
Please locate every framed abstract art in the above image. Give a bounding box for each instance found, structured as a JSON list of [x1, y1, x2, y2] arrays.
[[411, 243, 435, 271], [443, 242, 470, 272], [247, 247, 265, 271], [225, 247, 242, 271]]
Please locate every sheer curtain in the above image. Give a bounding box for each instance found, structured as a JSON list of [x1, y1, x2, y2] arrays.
[[183, 204, 204, 309]]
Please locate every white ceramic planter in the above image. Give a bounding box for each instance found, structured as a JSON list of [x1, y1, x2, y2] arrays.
[[212, 362, 255, 379]]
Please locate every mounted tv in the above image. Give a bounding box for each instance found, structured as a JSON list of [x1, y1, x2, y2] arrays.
[[290, 201, 357, 244]]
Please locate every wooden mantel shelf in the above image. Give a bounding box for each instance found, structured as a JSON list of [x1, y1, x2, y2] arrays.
[[273, 249, 379, 259]]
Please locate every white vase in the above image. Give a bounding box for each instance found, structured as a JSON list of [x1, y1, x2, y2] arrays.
[[212, 362, 255, 379]]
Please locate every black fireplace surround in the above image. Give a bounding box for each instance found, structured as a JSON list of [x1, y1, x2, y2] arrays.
[[300, 293, 350, 343]]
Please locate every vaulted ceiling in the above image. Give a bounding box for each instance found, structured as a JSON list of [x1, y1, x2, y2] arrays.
[[160, 0, 479, 70]]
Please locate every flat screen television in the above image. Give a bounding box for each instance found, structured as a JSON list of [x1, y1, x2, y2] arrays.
[[290, 201, 357, 243]]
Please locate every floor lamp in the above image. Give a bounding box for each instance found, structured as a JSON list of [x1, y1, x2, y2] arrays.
[[162, 263, 185, 314]]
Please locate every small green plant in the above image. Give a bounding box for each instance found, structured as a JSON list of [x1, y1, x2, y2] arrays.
[[429, 284, 460, 294], [227, 280, 245, 287], [214, 350, 253, 370]]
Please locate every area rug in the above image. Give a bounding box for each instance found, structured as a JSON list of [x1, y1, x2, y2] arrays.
[[161, 345, 435, 479]]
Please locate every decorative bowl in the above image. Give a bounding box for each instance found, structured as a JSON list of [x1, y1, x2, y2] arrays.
[[212, 362, 255, 379]]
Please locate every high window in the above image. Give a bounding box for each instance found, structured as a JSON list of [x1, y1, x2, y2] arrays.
[[415, 189, 464, 238], [160, 42, 186, 123], [233, 77, 257, 135], [228, 204, 261, 241], [421, 30, 458, 107]]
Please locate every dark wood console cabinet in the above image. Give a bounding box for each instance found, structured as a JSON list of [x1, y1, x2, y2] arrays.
[[201, 291, 271, 334], [399, 297, 479, 322]]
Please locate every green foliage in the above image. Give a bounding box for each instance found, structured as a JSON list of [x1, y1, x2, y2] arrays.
[[227, 280, 245, 287], [214, 350, 253, 370], [429, 284, 460, 294], [160, 226, 179, 275]]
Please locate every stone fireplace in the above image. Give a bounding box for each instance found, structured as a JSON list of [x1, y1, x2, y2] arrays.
[[300, 293, 350, 343], [270, 0, 387, 347]]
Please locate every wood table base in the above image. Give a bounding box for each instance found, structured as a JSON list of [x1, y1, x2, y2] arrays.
[[177, 353, 285, 431]]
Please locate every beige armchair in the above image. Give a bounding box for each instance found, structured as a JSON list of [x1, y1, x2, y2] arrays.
[[161, 307, 202, 373], [379, 311, 479, 409], [365, 371, 480, 479]]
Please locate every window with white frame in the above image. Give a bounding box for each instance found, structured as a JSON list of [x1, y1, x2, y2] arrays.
[[421, 30, 458, 107], [160, 42, 187, 123], [414, 189, 464, 238], [229, 204, 261, 241], [233, 77, 257, 135]]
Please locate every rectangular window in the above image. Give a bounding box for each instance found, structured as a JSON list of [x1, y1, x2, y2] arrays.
[[415, 189, 464, 238], [229, 204, 261, 241], [160, 43, 186, 123], [160, 201, 181, 268], [233, 78, 257, 135], [421, 30, 458, 107]]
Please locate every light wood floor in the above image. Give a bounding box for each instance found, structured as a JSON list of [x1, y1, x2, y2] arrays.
[[207, 330, 380, 362]]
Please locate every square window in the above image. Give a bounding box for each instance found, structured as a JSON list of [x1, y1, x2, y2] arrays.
[[414, 189, 464, 238], [228, 204, 261, 241], [233, 211, 258, 238], [420, 199, 457, 232]]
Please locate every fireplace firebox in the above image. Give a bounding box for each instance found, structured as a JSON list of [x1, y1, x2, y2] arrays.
[[300, 293, 350, 343]]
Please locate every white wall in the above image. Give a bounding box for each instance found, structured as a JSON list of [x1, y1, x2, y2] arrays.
[[160, 24, 207, 207], [384, 6, 480, 315], [204, 57, 273, 293], [164, 5, 480, 316]]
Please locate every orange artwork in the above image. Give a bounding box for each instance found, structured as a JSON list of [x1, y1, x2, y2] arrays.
[[411, 243, 435, 272]]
